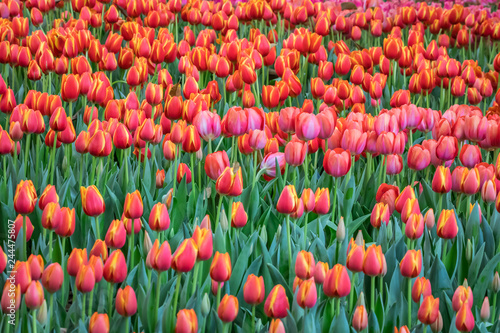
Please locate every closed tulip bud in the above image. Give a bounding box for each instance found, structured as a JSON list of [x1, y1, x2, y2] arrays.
[[437, 209, 458, 239], [452, 283, 473, 312], [172, 239, 198, 272], [80, 186, 105, 217], [218, 295, 239, 323], [363, 244, 384, 276], [455, 303, 475, 332], [148, 202, 170, 232], [401, 198, 420, 224], [352, 305, 368, 332], [324, 264, 351, 298], [105, 220, 126, 249], [481, 297, 490, 322], [337, 217, 346, 242], [418, 295, 440, 325], [210, 252, 232, 282], [296, 279, 317, 308], [42, 263, 63, 293], [25, 281, 44, 310], [55, 207, 75, 238], [346, 238, 365, 273], [1, 282, 21, 313], [407, 145, 431, 171], [12, 261, 31, 293], [295, 250, 315, 280], [323, 148, 351, 177], [123, 190, 143, 220], [285, 140, 307, 166], [400, 250, 422, 278], [371, 202, 390, 228], [436, 136, 458, 162], [176, 309, 198, 333], [216, 165, 243, 196], [89, 313, 109, 333], [461, 167, 480, 195], [412, 276, 432, 303], [14, 180, 37, 215], [76, 264, 95, 293], [103, 250, 127, 283], [424, 209, 435, 229], [482, 179, 496, 203], [313, 262, 328, 285], [459, 144, 482, 168], [277, 185, 302, 215], [146, 239, 172, 272], [115, 286, 137, 317], [156, 169, 166, 189], [27, 255, 43, 281], [230, 202, 248, 228], [41, 202, 62, 231], [295, 112, 320, 141], [264, 285, 290, 318], [395, 186, 416, 214], [432, 166, 452, 193], [67, 248, 88, 277], [177, 163, 192, 184], [13, 215, 33, 241], [244, 274, 265, 305]]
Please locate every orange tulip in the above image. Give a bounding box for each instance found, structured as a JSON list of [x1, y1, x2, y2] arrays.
[[80, 186, 105, 217], [103, 250, 127, 283], [210, 252, 232, 283], [171, 239, 198, 272], [175, 309, 198, 333], [115, 286, 137, 317], [264, 285, 290, 318]]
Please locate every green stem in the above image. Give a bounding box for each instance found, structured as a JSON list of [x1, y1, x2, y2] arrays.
[[303, 153, 309, 188], [331, 177, 340, 224], [216, 282, 221, 313], [251, 305, 256, 333], [48, 293, 54, 333], [143, 142, 149, 187], [303, 213, 309, 249], [23, 215, 27, 260], [371, 276, 375, 311], [190, 153, 196, 198], [493, 292, 497, 324], [154, 271, 162, 328], [48, 230, 53, 261], [215, 195, 224, 231], [95, 215, 100, 240], [172, 273, 182, 321], [89, 156, 97, 186], [82, 293, 86, 321], [107, 282, 114, 315], [23, 133, 31, 177], [88, 289, 94, 318], [32, 309, 37, 333], [286, 215, 292, 272], [408, 278, 412, 327], [191, 262, 200, 297], [349, 273, 356, 313], [50, 133, 57, 185]]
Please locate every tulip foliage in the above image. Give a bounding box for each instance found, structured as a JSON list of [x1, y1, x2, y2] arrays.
[[3, 0, 500, 333]]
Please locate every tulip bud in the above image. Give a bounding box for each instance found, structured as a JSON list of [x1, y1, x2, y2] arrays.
[[42, 263, 64, 293], [481, 296, 490, 322], [418, 295, 440, 325], [25, 280, 44, 310], [37, 299, 47, 324], [352, 305, 368, 332], [115, 286, 137, 317], [171, 239, 198, 272], [336, 217, 345, 242], [243, 274, 265, 305], [264, 285, 289, 318], [324, 264, 351, 298], [176, 309, 198, 333], [103, 250, 127, 283], [143, 232, 153, 257], [89, 313, 109, 333]]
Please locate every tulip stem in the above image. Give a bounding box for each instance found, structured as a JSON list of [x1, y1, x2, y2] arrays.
[[442, 240, 448, 260], [331, 177, 340, 227], [22, 215, 27, 260], [303, 213, 309, 249], [143, 142, 149, 188], [50, 132, 57, 185], [286, 215, 293, 274], [24, 133, 31, 177], [47, 292, 54, 332], [248, 306, 255, 333], [349, 273, 356, 313], [172, 273, 182, 322], [215, 195, 224, 231], [191, 262, 200, 297], [492, 292, 497, 323], [303, 153, 309, 188], [190, 153, 196, 198], [370, 276, 375, 311], [82, 293, 86, 321], [88, 289, 94, 318], [32, 309, 37, 333], [89, 156, 97, 186], [172, 145, 179, 197], [107, 282, 114, 315], [154, 272, 162, 328], [408, 278, 412, 327], [48, 230, 53, 261], [129, 231, 135, 270], [95, 215, 100, 240]]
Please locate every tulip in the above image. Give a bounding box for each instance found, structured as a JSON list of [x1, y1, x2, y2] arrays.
[[38, 185, 59, 210], [103, 250, 127, 284], [12, 261, 31, 293], [432, 166, 452, 194], [323, 264, 351, 298], [363, 245, 384, 277], [437, 209, 458, 240], [480, 297, 490, 322], [13, 214, 34, 242], [243, 274, 265, 305], [459, 144, 482, 168], [14, 180, 37, 215], [27, 254, 44, 280], [370, 202, 390, 228], [264, 285, 290, 318], [284, 140, 307, 166], [156, 169, 166, 188], [297, 279, 317, 308], [123, 190, 143, 219], [216, 165, 243, 196], [412, 277, 432, 303], [231, 202, 248, 228], [407, 145, 431, 171], [418, 295, 440, 325], [172, 239, 198, 272], [436, 136, 458, 162], [323, 148, 351, 177], [89, 313, 109, 333], [481, 179, 496, 203], [55, 207, 76, 238], [352, 305, 368, 332], [105, 220, 126, 249], [67, 248, 88, 277], [1, 282, 21, 314], [461, 167, 480, 195], [455, 303, 475, 332], [269, 318, 286, 333], [25, 281, 44, 310], [176, 309, 198, 333], [314, 188, 330, 215], [146, 240, 171, 272], [177, 163, 192, 184], [42, 263, 64, 293], [347, 238, 365, 273], [452, 284, 473, 312], [80, 186, 105, 217], [191, 226, 213, 261], [276, 185, 302, 215], [149, 202, 170, 232], [218, 295, 239, 322], [115, 286, 137, 317], [76, 264, 96, 293], [395, 186, 416, 214], [400, 250, 422, 278]]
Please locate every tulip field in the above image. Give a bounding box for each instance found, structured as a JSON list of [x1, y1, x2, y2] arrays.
[[4, 0, 500, 332]]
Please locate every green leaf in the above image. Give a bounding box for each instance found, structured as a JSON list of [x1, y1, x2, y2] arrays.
[[229, 232, 258, 294]]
